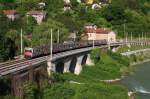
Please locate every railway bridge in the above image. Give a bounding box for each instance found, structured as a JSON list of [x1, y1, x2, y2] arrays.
[[0, 40, 150, 97]]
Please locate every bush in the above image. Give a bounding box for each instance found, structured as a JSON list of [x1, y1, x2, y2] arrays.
[[108, 50, 130, 66], [43, 83, 75, 99], [90, 48, 101, 63], [23, 81, 38, 99], [0, 77, 11, 96]]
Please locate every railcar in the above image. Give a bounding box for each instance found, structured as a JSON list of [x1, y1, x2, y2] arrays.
[[24, 40, 107, 59]]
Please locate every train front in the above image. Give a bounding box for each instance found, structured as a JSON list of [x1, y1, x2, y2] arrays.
[[24, 48, 33, 59]]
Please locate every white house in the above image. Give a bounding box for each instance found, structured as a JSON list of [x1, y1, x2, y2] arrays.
[[83, 24, 116, 43], [92, 3, 102, 10], [26, 11, 46, 25], [64, 3, 71, 11], [64, 0, 70, 4], [3, 10, 19, 21], [84, 23, 97, 29]]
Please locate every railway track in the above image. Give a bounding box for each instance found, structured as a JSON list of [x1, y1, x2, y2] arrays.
[[0, 58, 26, 67], [0, 57, 46, 76]]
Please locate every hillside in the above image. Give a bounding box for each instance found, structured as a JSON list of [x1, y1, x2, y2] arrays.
[[0, 0, 150, 61]]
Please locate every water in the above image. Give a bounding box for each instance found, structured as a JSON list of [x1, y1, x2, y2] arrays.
[[121, 62, 150, 99]]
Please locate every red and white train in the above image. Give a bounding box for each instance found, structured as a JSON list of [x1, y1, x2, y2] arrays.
[[24, 40, 107, 59]]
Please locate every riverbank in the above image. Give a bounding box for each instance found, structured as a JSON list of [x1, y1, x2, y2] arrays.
[[100, 59, 150, 99], [123, 50, 150, 99], [131, 58, 150, 66], [99, 58, 150, 83], [96, 49, 150, 99], [121, 61, 150, 99]]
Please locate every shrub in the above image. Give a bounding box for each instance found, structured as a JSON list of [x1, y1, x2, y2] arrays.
[[90, 48, 101, 63], [23, 81, 38, 99], [43, 83, 75, 99]]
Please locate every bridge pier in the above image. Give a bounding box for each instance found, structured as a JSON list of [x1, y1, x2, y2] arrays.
[[47, 61, 56, 76], [86, 54, 94, 66], [11, 72, 29, 98], [112, 47, 117, 52], [64, 59, 71, 73], [74, 55, 84, 75]]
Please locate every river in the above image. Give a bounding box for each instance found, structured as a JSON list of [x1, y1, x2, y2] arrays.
[[121, 61, 150, 99]]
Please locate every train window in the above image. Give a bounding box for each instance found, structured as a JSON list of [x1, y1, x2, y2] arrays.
[[25, 50, 32, 53], [25, 48, 33, 53]]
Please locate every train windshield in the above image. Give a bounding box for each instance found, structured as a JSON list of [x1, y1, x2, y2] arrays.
[[24, 48, 33, 53]]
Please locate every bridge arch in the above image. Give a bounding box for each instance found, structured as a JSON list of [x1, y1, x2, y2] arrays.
[[55, 62, 64, 73], [69, 57, 77, 73], [81, 54, 88, 65]]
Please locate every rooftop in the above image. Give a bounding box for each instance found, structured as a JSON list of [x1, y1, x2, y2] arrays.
[[27, 11, 46, 15], [85, 28, 112, 34], [3, 10, 17, 15]]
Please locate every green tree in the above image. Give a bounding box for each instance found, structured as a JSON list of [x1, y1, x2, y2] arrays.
[[0, 15, 16, 61], [22, 16, 37, 35], [43, 83, 75, 99], [23, 81, 38, 99], [101, 4, 125, 24], [0, 38, 15, 61], [32, 18, 69, 46], [90, 48, 101, 63], [5, 30, 20, 54]]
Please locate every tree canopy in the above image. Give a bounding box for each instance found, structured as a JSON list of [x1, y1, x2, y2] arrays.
[[32, 18, 69, 46]]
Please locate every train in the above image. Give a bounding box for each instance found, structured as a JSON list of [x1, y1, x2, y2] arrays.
[[24, 40, 107, 59]]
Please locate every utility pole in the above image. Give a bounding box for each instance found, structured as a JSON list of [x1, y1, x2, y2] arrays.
[[142, 32, 144, 40], [139, 33, 141, 41], [93, 38, 95, 48], [142, 32, 144, 47], [57, 29, 59, 43], [131, 32, 133, 41], [74, 33, 76, 42], [145, 32, 147, 41], [126, 32, 128, 44], [93, 27, 95, 48], [50, 29, 53, 61], [144, 32, 147, 46], [124, 21, 126, 43], [21, 28, 23, 57], [47, 29, 53, 77]]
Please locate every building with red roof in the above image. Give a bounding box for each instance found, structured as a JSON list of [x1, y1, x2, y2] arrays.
[[83, 24, 116, 42], [3, 10, 19, 21], [27, 11, 47, 25]]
